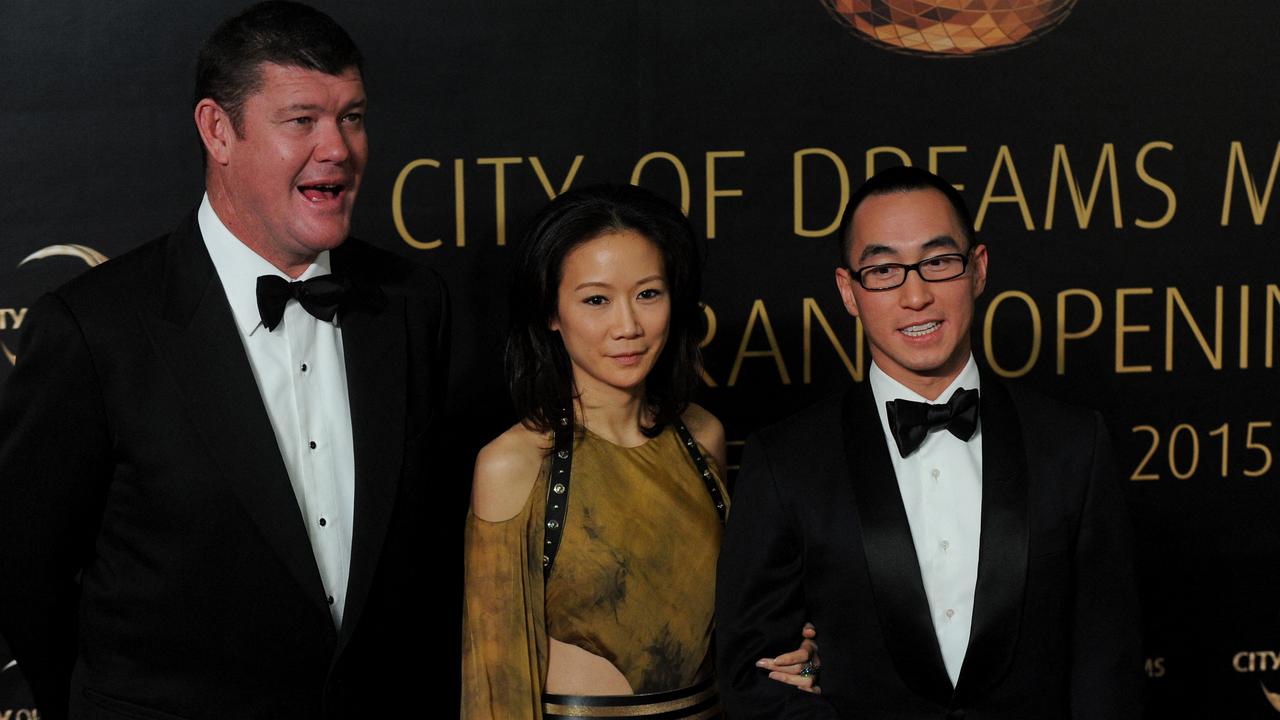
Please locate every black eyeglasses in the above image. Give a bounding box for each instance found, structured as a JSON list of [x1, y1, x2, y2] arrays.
[[847, 252, 971, 291]]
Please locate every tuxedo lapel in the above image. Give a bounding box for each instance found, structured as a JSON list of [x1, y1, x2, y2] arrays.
[[953, 371, 1029, 703], [331, 245, 403, 649], [842, 385, 953, 706], [142, 213, 332, 620]]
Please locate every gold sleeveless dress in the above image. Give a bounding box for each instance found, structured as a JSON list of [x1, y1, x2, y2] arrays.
[[462, 426, 727, 719]]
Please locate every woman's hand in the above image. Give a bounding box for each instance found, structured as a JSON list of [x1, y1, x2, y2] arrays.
[[758, 622, 820, 694]]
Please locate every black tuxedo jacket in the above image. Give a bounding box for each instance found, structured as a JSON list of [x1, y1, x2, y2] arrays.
[[716, 371, 1143, 719], [0, 212, 450, 719]]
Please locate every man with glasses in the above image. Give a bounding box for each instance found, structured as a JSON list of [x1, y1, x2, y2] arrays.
[[716, 166, 1143, 718]]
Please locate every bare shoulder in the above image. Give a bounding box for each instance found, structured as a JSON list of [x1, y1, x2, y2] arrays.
[[681, 403, 727, 470], [681, 403, 724, 442], [471, 423, 550, 522]]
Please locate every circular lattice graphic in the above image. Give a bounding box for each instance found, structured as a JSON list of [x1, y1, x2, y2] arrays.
[[821, 0, 1077, 57]]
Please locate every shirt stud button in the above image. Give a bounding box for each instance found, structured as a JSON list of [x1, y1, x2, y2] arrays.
[[300, 363, 308, 372], [309, 440, 317, 450], [319, 517, 327, 527]]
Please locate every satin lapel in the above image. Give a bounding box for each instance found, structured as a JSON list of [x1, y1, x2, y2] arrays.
[[953, 372, 1029, 703], [331, 248, 404, 648], [142, 213, 331, 618], [842, 386, 954, 705]]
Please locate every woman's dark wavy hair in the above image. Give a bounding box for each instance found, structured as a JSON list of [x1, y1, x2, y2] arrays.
[[505, 184, 705, 438]]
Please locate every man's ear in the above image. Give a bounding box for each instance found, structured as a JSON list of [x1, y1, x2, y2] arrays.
[[970, 244, 989, 298], [835, 267, 861, 318], [194, 99, 234, 166]]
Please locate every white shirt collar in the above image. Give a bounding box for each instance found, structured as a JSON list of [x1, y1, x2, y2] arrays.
[[868, 354, 982, 407], [197, 193, 332, 337]]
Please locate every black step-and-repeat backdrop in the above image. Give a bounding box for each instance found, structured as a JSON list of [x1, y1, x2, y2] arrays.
[[2, 1, 1278, 716]]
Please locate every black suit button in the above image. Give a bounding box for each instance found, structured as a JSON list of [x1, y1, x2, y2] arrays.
[[947, 710, 967, 720]]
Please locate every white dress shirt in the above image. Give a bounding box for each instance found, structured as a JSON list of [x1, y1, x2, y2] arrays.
[[868, 355, 983, 686], [199, 194, 355, 628]]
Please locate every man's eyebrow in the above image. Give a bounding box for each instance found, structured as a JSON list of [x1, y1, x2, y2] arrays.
[[275, 98, 366, 114], [857, 243, 898, 263], [922, 235, 962, 252], [858, 235, 964, 264]]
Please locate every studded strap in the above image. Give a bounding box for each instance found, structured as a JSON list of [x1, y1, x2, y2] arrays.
[[542, 417, 573, 580], [541, 418, 727, 581], [673, 419, 728, 525]]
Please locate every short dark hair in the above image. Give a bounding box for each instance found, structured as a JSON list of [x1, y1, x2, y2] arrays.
[[505, 184, 705, 438], [836, 165, 977, 266], [195, 1, 363, 137]]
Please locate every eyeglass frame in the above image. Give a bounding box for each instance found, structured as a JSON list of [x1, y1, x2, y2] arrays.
[[845, 250, 974, 292]]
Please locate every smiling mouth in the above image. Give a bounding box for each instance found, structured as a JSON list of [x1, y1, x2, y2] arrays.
[[609, 351, 647, 364], [298, 183, 345, 202], [901, 321, 941, 337]]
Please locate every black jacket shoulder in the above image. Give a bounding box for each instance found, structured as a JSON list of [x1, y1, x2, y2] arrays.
[[49, 230, 170, 308], [999, 378, 1108, 473], [333, 236, 446, 294], [750, 392, 846, 451]]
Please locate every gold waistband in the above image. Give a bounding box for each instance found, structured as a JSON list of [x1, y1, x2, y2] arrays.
[[542, 677, 721, 718]]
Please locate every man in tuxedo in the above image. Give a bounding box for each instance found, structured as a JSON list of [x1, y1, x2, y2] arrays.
[[716, 166, 1142, 719], [0, 3, 449, 717]]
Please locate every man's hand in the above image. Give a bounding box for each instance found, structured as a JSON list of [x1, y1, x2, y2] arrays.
[[758, 622, 821, 694]]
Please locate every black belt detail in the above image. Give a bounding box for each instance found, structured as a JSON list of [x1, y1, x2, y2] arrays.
[[543, 676, 721, 718]]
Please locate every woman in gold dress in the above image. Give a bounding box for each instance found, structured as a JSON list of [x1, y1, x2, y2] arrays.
[[462, 185, 815, 719]]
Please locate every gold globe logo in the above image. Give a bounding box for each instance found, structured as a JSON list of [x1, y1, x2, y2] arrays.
[[821, 0, 1077, 57], [1, 244, 108, 365], [1264, 682, 1280, 712]]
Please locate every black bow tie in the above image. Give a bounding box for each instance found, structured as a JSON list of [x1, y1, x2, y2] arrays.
[[886, 387, 980, 458], [256, 274, 352, 331]]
